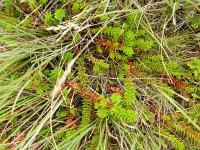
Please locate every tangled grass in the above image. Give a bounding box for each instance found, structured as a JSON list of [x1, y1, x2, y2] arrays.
[[0, 0, 200, 150]]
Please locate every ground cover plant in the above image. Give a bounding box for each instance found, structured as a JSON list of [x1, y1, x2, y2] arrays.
[[0, 0, 200, 150]]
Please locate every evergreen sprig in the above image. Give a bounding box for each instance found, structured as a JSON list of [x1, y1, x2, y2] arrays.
[[110, 106, 138, 123]]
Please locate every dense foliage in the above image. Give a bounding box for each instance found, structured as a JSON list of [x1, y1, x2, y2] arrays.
[[0, 0, 200, 150]]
